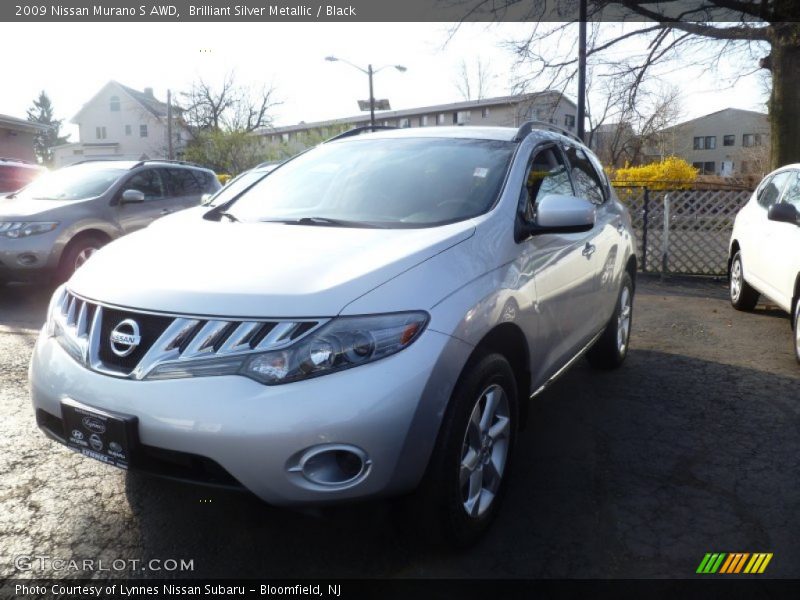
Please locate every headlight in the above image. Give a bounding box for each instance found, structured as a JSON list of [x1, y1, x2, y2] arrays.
[[0, 221, 58, 238], [146, 311, 429, 385], [45, 283, 68, 337]]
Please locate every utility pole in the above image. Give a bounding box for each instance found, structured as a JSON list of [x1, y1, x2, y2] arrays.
[[577, 0, 587, 142], [368, 64, 375, 128], [166, 89, 174, 160]]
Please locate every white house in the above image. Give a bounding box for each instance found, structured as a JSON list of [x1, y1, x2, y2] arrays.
[[52, 81, 188, 167]]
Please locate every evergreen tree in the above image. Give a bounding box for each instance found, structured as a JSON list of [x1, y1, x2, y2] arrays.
[[26, 91, 70, 166]]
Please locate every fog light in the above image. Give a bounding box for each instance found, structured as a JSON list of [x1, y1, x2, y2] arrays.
[[292, 444, 371, 487], [17, 253, 38, 266]]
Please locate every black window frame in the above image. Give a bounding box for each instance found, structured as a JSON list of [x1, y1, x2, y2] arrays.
[[723, 134, 735, 146], [561, 142, 608, 206], [121, 168, 166, 202]]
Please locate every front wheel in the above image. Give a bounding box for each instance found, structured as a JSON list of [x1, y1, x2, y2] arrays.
[[586, 272, 633, 370], [794, 302, 800, 364], [414, 352, 518, 547], [56, 235, 106, 283], [730, 251, 759, 311]]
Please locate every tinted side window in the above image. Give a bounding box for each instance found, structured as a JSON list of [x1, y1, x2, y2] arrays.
[[757, 171, 792, 209], [193, 170, 218, 193], [125, 169, 165, 200], [166, 168, 202, 195], [563, 145, 606, 205], [521, 147, 573, 221], [780, 171, 800, 210]]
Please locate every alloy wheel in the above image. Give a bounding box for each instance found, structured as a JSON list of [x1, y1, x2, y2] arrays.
[[730, 258, 742, 302], [74, 247, 98, 271], [460, 383, 510, 518], [617, 285, 632, 354]]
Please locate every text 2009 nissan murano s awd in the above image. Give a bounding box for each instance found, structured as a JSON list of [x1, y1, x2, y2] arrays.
[[30, 124, 636, 545]]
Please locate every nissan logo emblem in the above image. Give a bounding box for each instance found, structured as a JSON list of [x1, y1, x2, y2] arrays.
[[109, 319, 142, 357]]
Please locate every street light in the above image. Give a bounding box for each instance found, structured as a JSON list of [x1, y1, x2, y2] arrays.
[[325, 56, 407, 127]]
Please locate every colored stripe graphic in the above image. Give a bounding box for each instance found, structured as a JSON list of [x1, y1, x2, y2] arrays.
[[698, 552, 772, 574]]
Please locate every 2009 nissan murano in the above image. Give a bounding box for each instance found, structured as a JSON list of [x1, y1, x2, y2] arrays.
[[30, 124, 636, 545]]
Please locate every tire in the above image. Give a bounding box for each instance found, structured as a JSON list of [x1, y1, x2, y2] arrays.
[[413, 352, 518, 547], [56, 234, 106, 284], [586, 272, 634, 370], [793, 301, 800, 365], [729, 251, 759, 311]]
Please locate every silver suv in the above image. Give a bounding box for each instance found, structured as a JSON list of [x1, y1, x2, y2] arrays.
[[30, 125, 636, 545], [0, 160, 219, 285]]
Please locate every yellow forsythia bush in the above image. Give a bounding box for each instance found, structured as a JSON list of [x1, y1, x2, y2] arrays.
[[217, 174, 232, 185], [609, 156, 699, 191]]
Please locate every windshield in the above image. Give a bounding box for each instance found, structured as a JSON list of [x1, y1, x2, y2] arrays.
[[208, 169, 271, 206], [225, 138, 515, 227], [15, 165, 127, 201]]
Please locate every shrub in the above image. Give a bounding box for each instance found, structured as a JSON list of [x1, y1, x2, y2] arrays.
[[609, 156, 699, 191]]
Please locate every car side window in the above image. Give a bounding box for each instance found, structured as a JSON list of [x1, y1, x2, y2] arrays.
[[521, 147, 573, 221], [562, 144, 606, 205], [125, 169, 165, 201], [757, 171, 792, 209], [165, 168, 202, 196], [780, 171, 800, 210]]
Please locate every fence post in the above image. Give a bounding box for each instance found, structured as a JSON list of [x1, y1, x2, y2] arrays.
[[661, 193, 670, 278], [641, 187, 649, 273]]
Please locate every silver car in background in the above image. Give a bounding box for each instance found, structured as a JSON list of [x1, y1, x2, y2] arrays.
[[30, 125, 636, 545], [0, 159, 219, 285]]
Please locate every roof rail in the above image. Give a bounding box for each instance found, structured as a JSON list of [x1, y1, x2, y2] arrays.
[[325, 125, 397, 143], [130, 159, 203, 169], [513, 120, 584, 144]]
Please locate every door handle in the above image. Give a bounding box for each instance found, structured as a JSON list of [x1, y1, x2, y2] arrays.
[[160, 209, 172, 215], [582, 243, 596, 258]]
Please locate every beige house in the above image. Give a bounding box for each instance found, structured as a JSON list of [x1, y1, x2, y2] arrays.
[[52, 81, 187, 167], [0, 114, 48, 162], [646, 108, 770, 177], [258, 91, 577, 152]]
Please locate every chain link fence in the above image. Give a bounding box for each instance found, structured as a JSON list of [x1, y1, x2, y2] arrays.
[[616, 186, 752, 276]]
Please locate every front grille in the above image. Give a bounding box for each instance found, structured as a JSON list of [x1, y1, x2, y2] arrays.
[[51, 289, 326, 380], [97, 307, 173, 374]]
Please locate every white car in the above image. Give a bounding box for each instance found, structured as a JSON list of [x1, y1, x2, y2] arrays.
[[729, 164, 800, 361]]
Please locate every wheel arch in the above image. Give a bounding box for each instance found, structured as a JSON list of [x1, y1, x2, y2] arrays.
[[57, 229, 113, 272]]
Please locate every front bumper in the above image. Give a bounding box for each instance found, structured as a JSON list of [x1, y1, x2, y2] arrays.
[[29, 327, 472, 505], [0, 231, 61, 281]]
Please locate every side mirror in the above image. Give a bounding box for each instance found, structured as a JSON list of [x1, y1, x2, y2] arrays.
[[120, 189, 145, 204], [200, 193, 214, 206], [767, 202, 799, 225], [516, 194, 596, 241]]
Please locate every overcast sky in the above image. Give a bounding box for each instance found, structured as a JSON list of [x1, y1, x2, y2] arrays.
[[1, 22, 768, 138]]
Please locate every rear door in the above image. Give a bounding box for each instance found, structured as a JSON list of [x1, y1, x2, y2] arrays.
[[162, 168, 204, 211]]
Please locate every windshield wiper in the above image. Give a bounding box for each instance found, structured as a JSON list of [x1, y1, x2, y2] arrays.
[[262, 217, 383, 228], [219, 211, 239, 222]]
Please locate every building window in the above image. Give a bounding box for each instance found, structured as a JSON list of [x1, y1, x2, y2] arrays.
[[693, 136, 704, 150], [743, 133, 762, 147], [723, 134, 735, 146], [125, 125, 131, 136], [110, 96, 120, 111], [692, 161, 703, 171], [564, 114, 576, 128], [419, 115, 428, 127], [481, 107, 490, 119], [437, 114, 447, 125], [703, 161, 716, 175], [456, 111, 471, 125], [95, 126, 107, 140], [399, 118, 410, 128], [139, 124, 148, 138], [705, 136, 716, 149], [281, 133, 289, 142], [740, 160, 749, 174]]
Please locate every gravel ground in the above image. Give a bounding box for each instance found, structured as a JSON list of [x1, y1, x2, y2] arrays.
[[0, 274, 798, 579]]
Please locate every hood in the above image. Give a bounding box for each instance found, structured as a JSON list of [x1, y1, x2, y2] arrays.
[[68, 216, 476, 317], [0, 195, 82, 219]]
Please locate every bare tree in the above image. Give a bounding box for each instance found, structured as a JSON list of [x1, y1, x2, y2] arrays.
[[180, 72, 279, 134], [454, 57, 495, 100], [497, 1, 798, 168]]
